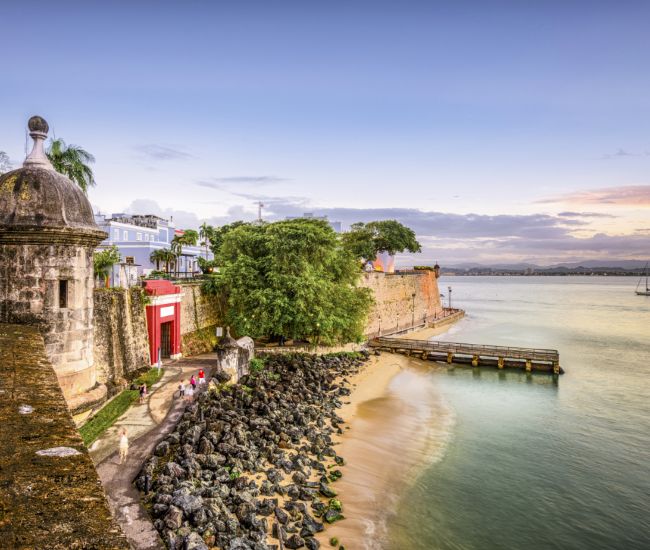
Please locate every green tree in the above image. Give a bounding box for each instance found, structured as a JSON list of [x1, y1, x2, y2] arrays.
[[150, 248, 176, 272], [171, 230, 199, 274], [342, 220, 421, 261], [213, 218, 372, 344], [207, 221, 250, 261], [199, 222, 214, 259], [46, 139, 96, 193], [94, 246, 121, 286]]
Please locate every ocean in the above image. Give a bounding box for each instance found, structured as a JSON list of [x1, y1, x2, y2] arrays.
[[387, 276, 650, 550]]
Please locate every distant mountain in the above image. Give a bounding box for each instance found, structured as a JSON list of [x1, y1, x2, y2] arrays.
[[548, 259, 648, 269]]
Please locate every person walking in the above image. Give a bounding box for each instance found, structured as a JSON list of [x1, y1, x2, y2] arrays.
[[118, 428, 129, 464], [190, 375, 197, 391], [198, 369, 205, 386], [178, 379, 185, 398], [186, 383, 194, 402], [139, 383, 147, 404]]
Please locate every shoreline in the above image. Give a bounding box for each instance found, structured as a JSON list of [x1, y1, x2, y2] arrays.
[[319, 326, 456, 549]]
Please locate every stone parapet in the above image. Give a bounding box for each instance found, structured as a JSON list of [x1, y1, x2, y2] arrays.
[[0, 323, 128, 549], [360, 270, 443, 336]]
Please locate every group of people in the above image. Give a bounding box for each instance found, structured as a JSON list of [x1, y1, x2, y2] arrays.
[[117, 368, 208, 465], [178, 368, 206, 401]]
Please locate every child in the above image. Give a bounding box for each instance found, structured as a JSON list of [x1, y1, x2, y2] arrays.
[[178, 380, 185, 398], [118, 428, 129, 464], [186, 384, 194, 402], [139, 383, 147, 404], [198, 369, 205, 385], [190, 375, 197, 391]]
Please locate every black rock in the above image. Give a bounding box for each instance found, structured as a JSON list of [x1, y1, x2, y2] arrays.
[[285, 534, 306, 549]]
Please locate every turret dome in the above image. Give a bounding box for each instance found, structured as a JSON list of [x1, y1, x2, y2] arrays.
[[0, 116, 105, 242]]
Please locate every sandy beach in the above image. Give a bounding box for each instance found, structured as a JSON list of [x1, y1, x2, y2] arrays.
[[318, 330, 456, 549]]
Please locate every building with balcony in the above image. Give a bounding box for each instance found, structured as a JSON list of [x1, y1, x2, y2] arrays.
[[94, 213, 211, 278]]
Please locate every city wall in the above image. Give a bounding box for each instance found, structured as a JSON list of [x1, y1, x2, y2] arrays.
[[90, 273, 439, 399], [93, 287, 151, 393], [179, 281, 223, 356], [0, 323, 128, 548], [360, 270, 443, 336]]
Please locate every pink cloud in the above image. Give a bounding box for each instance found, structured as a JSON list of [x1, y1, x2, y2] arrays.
[[537, 185, 650, 206]]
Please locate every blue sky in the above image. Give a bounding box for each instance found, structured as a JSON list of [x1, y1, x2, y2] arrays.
[[1, 0, 649, 264]]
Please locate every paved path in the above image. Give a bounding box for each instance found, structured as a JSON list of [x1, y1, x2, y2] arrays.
[[92, 354, 218, 550]]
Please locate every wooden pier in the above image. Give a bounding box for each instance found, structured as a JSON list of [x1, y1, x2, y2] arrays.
[[369, 337, 563, 374]]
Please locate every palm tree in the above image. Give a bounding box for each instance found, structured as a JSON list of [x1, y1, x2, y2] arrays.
[[150, 249, 176, 272], [46, 138, 96, 193], [171, 230, 199, 275], [94, 246, 121, 287], [199, 223, 214, 259]]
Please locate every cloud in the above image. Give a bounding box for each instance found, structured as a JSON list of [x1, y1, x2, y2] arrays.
[[600, 148, 639, 159], [114, 198, 649, 266], [556, 211, 617, 219], [134, 144, 195, 161], [199, 176, 288, 186], [537, 185, 650, 207]]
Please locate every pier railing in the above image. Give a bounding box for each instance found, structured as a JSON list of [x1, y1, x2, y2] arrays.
[[370, 336, 562, 373]]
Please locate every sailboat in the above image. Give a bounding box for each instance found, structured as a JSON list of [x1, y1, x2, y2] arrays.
[[636, 263, 650, 296]]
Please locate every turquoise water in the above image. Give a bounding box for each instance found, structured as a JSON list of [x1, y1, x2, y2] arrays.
[[388, 276, 650, 550]]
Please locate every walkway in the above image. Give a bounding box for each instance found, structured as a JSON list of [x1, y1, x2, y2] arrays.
[[91, 353, 218, 550]]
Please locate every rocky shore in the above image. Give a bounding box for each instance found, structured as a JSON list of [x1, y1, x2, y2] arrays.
[[136, 351, 370, 550]]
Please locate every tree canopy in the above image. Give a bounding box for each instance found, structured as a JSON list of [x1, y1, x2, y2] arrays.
[[46, 139, 96, 193], [208, 218, 372, 344], [207, 221, 249, 260], [341, 220, 421, 260], [150, 248, 176, 272], [171, 229, 199, 255], [94, 246, 121, 285]]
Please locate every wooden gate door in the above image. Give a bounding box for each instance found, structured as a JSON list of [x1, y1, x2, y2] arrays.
[[160, 321, 172, 358]]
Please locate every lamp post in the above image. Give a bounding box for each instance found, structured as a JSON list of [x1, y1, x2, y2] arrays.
[[411, 292, 416, 328], [448, 286, 452, 309]]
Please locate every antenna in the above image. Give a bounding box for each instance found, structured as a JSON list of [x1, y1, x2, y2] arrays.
[[256, 201, 265, 222]]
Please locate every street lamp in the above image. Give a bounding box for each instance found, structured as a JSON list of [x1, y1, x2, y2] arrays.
[[411, 292, 416, 327], [448, 286, 452, 309]]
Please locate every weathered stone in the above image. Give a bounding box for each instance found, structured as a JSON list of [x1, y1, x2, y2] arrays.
[[165, 506, 184, 530], [0, 324, 128, 548]]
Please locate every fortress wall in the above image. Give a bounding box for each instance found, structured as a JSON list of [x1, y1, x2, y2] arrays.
[[178, 282, 223, 356], [0, 323, 128, 548], [93, 287, 150, 392], [360, 270, 444, 335]]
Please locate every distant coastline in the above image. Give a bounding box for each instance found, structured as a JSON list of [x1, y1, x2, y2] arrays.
[[441, 268, 644, 277]]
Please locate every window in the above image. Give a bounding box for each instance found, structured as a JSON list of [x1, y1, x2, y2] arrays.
[[113, 229, 119, 241], [59, 280, 68, 308], [125, 256, 135, 265], [136, 232, 142, 241], [123, 230, 128, 241]]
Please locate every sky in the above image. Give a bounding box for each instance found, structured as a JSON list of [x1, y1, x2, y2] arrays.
[[1, 0, 649, 265]]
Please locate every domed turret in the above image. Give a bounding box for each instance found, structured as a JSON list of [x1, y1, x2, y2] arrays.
[[0, 117, 107, 409], [0, 116, 104, 238]]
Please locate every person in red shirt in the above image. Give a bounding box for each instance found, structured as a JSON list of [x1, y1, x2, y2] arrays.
[[198, 369, 206, 386]]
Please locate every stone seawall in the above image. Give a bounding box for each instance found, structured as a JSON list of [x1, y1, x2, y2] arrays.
[[93, 287, 150, 392], [360, 271, 443, 336], [179, 282, 223, 356], [0, 323, 128, 548]]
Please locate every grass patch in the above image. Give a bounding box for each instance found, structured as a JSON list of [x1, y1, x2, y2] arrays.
[[79, 368, 165, 446], [134, 367, 165, 388]]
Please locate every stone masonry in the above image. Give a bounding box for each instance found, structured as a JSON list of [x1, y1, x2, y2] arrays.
[[0, 323, 128, 548], [360, 270, 443, 335]]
